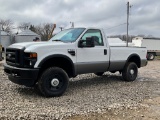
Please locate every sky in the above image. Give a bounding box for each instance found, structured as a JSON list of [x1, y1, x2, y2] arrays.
[[0, 0, 160, 37]]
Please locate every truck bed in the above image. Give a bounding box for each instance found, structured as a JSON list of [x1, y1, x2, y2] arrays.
[[109, 46, 147, 71]]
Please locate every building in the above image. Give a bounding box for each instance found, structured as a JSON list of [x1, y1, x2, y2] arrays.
[[14, 29, 41, 43], [1, 31, 11, 50]]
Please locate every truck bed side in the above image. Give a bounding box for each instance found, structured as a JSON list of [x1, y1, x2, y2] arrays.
[[108, 46, 147, 71]]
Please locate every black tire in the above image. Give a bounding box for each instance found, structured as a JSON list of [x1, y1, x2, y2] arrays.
[[38, 67, 69, 97], [122, 62, 138, 82], [94, 72, 104, 76], [147, 53, 155, 60], [110, 71, 116, 73]]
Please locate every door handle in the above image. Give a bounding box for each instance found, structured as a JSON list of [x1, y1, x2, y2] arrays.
[[68, 49, 75, 56], [104, 49, 107, 55]]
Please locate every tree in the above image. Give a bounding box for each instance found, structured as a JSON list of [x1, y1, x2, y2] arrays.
[[18, 22, 31, 30], [138, 34, 145, 37], [17, 22, 56, 41], [147, 35, 153, 38], [32, 23, 56, 41], [29, 25, 36, 32], [0, 19, 13, 33]]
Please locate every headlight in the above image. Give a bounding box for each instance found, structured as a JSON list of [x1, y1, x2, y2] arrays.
[[24, 52, 37, 68]]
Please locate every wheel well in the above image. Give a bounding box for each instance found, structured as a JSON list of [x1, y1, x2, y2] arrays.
[[127, 55, 141, 68], [38, 56, 75, 79]]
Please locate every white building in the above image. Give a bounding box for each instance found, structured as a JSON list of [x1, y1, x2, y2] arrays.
[[1, 31, 11, 50], [14, 29, 41, 43], [108, 38, 134, 46]]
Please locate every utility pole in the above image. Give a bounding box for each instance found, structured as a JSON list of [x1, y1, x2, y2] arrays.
[[0, 24, 2, 61], [126, 2, 129, 47], [126, 1, 132, 47]]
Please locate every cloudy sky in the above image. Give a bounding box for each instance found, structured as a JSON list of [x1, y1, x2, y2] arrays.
[[0, 0, 160, 37]]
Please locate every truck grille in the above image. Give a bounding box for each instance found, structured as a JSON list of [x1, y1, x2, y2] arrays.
[[6, 48, 24, 67]]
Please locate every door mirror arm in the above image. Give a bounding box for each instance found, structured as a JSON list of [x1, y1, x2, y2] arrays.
[[78, 40, 85, 48]]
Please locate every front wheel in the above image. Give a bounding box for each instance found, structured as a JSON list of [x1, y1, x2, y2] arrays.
[[122, 62, 138, 82], [38, 67, 69, 97]]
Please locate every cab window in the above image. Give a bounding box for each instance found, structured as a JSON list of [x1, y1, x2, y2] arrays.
[[81, 29, 104, 46]]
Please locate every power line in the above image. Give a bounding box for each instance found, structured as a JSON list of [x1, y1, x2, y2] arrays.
[[103, 23, 127, 30]]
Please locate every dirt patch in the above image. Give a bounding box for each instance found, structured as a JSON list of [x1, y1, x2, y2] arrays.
[[66, 97, 160, 120], [66, 60, 160, 120]]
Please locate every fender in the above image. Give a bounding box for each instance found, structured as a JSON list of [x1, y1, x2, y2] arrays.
[[38, 54, 76, 76], [126, 54, 141, 67]]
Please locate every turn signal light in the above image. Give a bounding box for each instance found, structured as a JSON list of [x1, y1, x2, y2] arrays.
[[30, 53, 37, 58]]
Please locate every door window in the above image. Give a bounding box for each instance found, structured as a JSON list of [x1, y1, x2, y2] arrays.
[[81, 29, 104, 46]]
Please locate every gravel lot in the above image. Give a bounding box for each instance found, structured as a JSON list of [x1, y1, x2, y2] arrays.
[[0, 59, 160, 120]]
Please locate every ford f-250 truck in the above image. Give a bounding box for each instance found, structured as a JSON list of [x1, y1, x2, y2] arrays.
[[4, 28, 147, 97]]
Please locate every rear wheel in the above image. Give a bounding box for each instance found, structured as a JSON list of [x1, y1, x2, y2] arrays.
[[38, 67, 69, 97], [122, 62, 138, 82], [94, 72, 104, 76]]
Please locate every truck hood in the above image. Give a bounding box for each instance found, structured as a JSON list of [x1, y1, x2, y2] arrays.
[[8, 41, 73, 50]]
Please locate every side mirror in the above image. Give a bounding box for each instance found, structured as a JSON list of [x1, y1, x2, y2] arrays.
[[78, 40, 85, 48], [78, 37, 95, 48]]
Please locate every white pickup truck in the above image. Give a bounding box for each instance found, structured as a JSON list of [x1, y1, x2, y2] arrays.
[[4, 28, 147, 97]]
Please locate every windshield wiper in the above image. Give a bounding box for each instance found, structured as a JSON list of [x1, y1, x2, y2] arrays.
[[52, 39, 62, 42]]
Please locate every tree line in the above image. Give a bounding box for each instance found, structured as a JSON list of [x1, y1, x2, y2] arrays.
[[0, 19, 56, 41], [1, 19, 156, 41]]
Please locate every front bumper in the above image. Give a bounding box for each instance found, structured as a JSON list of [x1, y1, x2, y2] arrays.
[[4, 63, 39, 87]]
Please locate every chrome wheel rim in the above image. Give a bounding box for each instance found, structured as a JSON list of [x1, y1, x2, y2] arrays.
[[130, 69, 134, 75], [51, 78, 59, 87]]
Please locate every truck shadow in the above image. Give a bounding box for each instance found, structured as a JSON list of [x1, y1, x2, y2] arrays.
[[67, 74, 126, 93], [15, 74, 124, 97], [70, 74, 123, 86], [14, 73, 154, 98]]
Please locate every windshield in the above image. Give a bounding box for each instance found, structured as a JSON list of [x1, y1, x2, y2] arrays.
[[49, 28, 85, 42]]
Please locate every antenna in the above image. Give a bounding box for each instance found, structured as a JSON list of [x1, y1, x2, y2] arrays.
[[59, 27, 64, 31], [70, 22, 74, 28]]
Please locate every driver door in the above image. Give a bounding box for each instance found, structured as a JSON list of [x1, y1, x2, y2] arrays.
[[76, 29, 109, 74]]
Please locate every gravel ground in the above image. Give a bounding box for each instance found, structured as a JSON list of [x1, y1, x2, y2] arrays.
[[0, 59, 160, 120]]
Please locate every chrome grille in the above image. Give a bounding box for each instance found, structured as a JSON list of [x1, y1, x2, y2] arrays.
[[6, 48, 22, 67]]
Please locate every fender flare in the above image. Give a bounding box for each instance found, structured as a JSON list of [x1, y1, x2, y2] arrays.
[[38, 54, 76, 76], [126, 54, 141, 67]]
